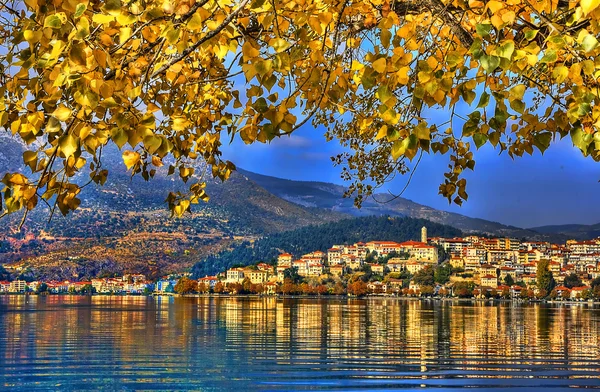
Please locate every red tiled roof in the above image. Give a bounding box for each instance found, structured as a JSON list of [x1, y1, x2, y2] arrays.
[[400, 240, 425, 246], [571, 286, 590, 291]]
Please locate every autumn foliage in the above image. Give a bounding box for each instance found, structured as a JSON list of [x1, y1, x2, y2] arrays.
[[174, 276, 197, 294], [2, 0, 600, 219]]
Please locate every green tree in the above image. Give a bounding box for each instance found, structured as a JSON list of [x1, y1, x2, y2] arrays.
[[80, 284, 95, 295], [504, 274, 515, 287], [536, 260, 555, 295], [283, 267, 301, 284], [35, 282, 48, 294], [0, 265, 10, 281], [564, 273, 583, 288], [434, 264, 452, 284], [365, 251, 377, 263], [413, 266, 435, 287]]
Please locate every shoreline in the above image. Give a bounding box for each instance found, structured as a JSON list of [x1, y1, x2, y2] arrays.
[[1, 292, 599, 306]]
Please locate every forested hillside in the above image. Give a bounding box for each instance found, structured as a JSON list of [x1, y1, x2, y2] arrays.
[[192, 216, 462, 277], [0, 138, 345, 280]]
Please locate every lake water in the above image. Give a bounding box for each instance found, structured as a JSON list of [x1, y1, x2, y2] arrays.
[[1, 296, 600, 391]]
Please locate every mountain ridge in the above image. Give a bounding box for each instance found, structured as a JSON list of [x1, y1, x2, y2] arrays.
[[528, 222, 600, 240], [238, 169, 570, 242]]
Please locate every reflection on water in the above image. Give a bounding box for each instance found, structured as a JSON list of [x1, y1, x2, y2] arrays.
[[1, 296, 600, 390]]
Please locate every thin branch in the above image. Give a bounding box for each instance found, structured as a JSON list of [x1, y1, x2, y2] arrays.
[[151, 0, 251, 79], [372, 150, 423, 204]]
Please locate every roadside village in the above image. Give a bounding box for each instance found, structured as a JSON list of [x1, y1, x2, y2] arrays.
[[3, 227, 600, 300]]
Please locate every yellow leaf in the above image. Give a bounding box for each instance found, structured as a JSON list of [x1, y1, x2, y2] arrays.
[[92, 14, 115, 25], [187, 12, 203, 30], [52, 106, 72, 121], [75, 17, 90, 40], [59, 135, 79, 158], [270, 38, 290, 53], [120, 27, 132, 44], [23, 150, 37, 164], [581, 0, 600, 15], [376, 125, 388, 140], [122, 150, 140, 170], [396, 66, 410, 84], [69, 43, 87, 66], [111, 127, 128, 149], [552, 65, 569, 83], [509, 84, 526, 100], [116, 13, 136, 25], [103, 0, 122, 15], [351, 61, 364, 71], [152, 156, 163, 167], [243, 42, 260, 58], [372, 57, 387, 73], [380, 29, 391, 49], [23, 30, 42, 44], [486, 0, 504, 13]]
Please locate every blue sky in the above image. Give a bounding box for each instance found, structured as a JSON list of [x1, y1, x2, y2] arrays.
[[222, 125, 600, 229]]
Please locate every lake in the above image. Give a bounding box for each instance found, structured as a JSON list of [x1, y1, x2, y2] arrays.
[[1, 296, 599, 391]]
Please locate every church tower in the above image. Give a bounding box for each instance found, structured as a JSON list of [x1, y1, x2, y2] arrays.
[[421, 226, 427, 244]]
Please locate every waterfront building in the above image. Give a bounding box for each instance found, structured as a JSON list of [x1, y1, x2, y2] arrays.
[[198, 276, 219, 289], [0, 281, 10, 293], [245, 269, 268, 284], [9, 280, 27, 293], [226, 268, 246, 283]]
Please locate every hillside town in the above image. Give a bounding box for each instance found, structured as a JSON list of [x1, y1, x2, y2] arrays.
[[3, 227, 600, 300]]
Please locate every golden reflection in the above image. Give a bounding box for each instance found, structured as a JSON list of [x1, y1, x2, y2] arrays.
[[1, 296, 600, 386]]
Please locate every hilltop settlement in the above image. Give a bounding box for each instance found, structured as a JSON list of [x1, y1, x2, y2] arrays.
[[3, 226, 600, 300]]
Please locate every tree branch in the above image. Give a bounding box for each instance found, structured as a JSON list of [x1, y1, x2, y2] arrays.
[[150, 0, 251, 79]]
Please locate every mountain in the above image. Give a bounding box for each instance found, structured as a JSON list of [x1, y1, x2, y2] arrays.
[[0, 136, 24, 175], [528, 223, 600, 241], [192, 215, 462, 277], [1, 133, 588, 281], [239, 169, 567, 242], [0, 137, 346, 280]]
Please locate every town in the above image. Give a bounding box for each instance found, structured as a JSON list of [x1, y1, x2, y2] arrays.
[[2, 227, 600, 300]]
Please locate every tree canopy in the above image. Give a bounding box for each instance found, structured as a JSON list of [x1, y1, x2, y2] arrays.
[[536, 259, 556, 294], [2, 0, 600, 219]]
